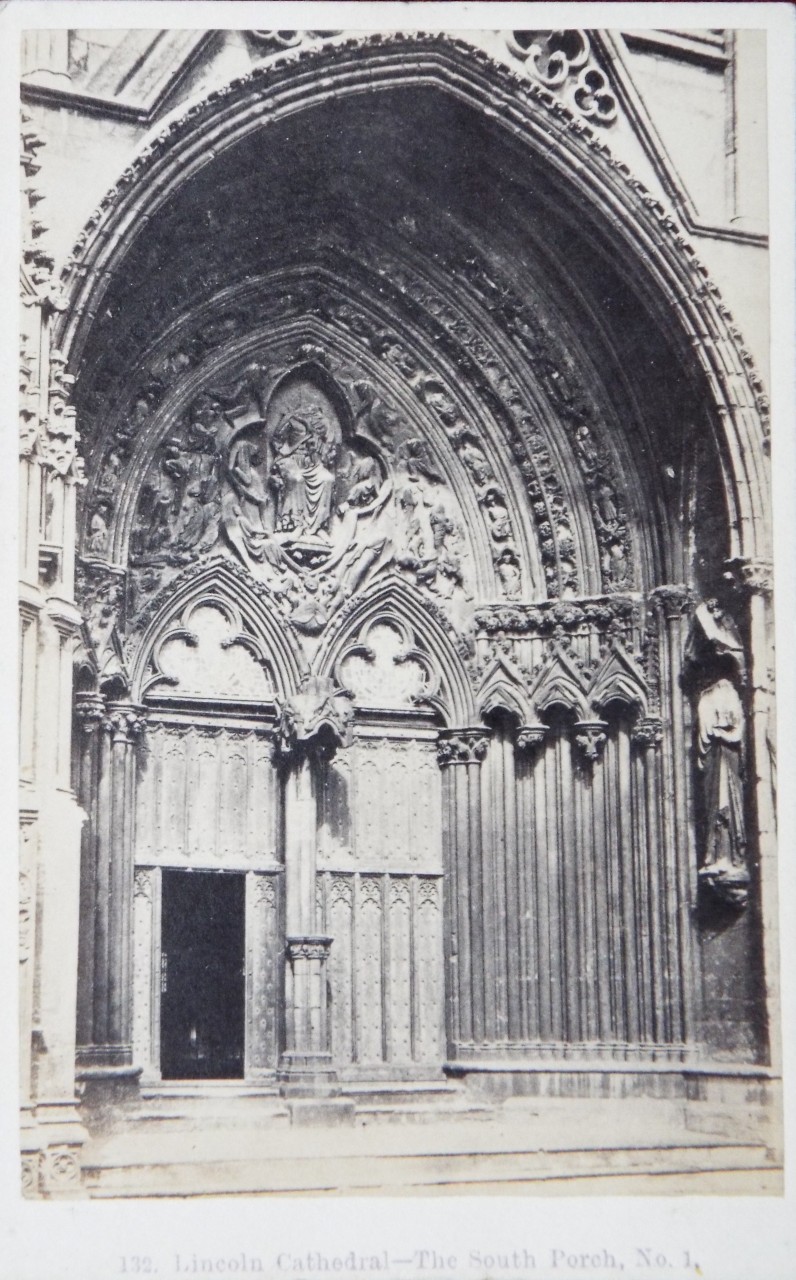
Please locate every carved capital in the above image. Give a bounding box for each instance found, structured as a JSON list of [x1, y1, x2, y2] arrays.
[[133, 869, 152, 902], [101, 702, 145, 744], [631, 717, 663, 750], [277, 676, 354, 762], [515, 723, 547, 754], [724, 557, 773, 598], [648, 585, 692, 621], [573, 720, 608, 762], [75, 693, 106, 733], [286, 934, 333, 962], [437, 727, 491, 766]]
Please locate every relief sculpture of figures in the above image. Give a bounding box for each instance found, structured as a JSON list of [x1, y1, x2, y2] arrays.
[[128, 361, 474, 632]]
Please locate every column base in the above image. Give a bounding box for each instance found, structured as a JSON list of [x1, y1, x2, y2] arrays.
[[278, 1052, 340, 1098], [76, 1064, 142, 1129], [21, 1101, 89, 1199]]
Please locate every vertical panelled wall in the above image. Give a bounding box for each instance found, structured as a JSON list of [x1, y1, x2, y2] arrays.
[[126, 711, 283, 1081], [446, 592, 698, 1064], [315, 723, 445, 1077]]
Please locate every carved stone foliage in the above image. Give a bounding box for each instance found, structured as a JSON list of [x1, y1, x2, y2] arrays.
[[436, 728, 490, 767], [474, 596, 637, 638], [60, 30, 770, 478], [276, 675, 354, 761], [20, 111, 82, 486], [123, 353, 475, 633], [140, 597, 275, 702], [506, 31, 618, 126]]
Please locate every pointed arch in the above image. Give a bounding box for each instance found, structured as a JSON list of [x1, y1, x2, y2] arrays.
[[313, 572, 476, 726], [56, 32, 769, 570], [128, 557, 307, 702], [588, 642, 649, 717], [477, 653, 532, 723], [529, 644, 591, 720]]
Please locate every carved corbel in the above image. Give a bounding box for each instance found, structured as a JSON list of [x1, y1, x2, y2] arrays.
[[573, 720, 608, 762], [515, 724, 547, 755], [276, 675, 354, 762], [724, 556, 773, 599]]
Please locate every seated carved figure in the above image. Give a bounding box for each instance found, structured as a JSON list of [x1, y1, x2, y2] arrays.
[[270, 409, 336, 537]]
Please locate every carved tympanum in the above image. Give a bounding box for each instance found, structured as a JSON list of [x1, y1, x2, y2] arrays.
[[128, 358, 473, 632]]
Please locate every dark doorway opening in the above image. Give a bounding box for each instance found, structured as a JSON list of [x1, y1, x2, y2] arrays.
[[160, 870, 245, 1080]]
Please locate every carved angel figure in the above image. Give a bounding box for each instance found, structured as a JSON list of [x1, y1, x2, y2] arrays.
[[697, 676, 749, 907], [222, 438, 287, 575]]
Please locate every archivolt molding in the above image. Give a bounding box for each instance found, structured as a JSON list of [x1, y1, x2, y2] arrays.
[[54, 31, 769, 563], [77, 245, 642, 611]]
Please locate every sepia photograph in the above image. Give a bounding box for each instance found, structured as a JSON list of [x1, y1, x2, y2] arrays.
[[11, 3, 791, 1246]]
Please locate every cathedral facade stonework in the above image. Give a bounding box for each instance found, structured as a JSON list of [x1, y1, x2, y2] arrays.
[[18, 27, 778, 1196]]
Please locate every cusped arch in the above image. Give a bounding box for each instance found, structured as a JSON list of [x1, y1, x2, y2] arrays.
[[477, 653, 532, 724], [529, 645, 590, 721], [128, 558, 307, 703], [588, 642, 649, 718], [313, 572, 476, 726], [56, 32, 769, 568]]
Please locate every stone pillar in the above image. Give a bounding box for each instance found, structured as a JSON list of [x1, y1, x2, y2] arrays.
[[728, 557, 779, 1070], [19, 105, 89, 1198], [75, 699, 144, 1102], [437, 727, 490, 1055], [276, 677, 353, 1095], [650, 586, 697, 1047]]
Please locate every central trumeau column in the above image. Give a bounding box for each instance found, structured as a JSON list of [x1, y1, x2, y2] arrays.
[[276, 676, 354, 1095]]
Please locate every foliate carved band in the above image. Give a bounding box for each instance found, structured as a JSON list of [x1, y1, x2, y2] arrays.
[[573, 720, 608, 762], [286, 935, 333, 962], [436, 728, 491, 767]]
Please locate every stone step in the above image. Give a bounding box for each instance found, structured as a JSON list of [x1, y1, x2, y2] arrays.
[[84, 1138, 776, 1198]]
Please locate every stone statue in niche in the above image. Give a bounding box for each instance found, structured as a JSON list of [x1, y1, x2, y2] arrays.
[[696, 674, 749, 908], [686, 600, 750, 908], [128, 357, 474, 634]]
